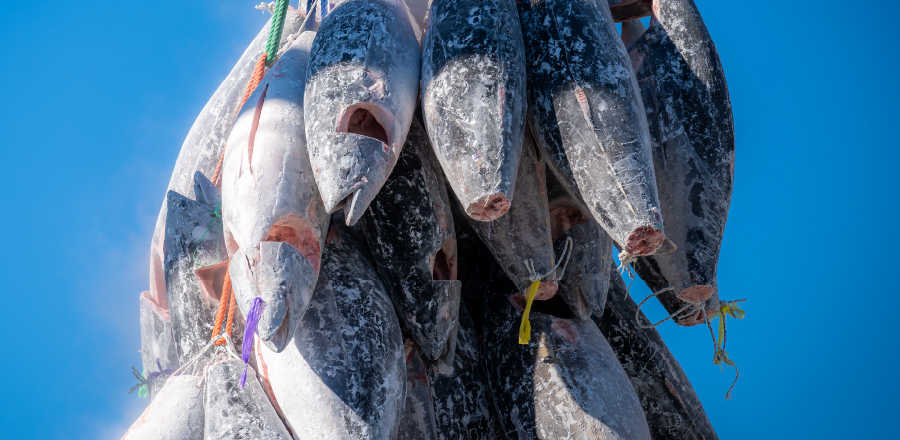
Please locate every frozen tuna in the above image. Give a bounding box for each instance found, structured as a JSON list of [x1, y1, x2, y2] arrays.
[[148, 11, 308, 320], [164, 190, 228, 363], [254, 221, 406, 439], [463, 129, 559, 300], [304, 0, 421, 225], [420, 0, 527, 221], [138, 291, 179, 400], [483, 290, 652, 440], [203, 359, 293, 440], [122, 375, 204, 440], [361, 118, 461, 361], [222, 31, 330, 352], [397, 335, 439, 440], [626, 0, 735, 321], [518, 0, 665, 257], [595, 260, 719, 439]]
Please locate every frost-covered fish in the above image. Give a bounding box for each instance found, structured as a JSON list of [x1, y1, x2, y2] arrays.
[[305, 0, 421, 225], [164, 190, 228, 363], [420, 0, 526, 221], [626, 0, 735, 321], [138, 291, 178, 400], [518, 0, 665, 257], [483, 290, 652, 440], [423, 304, 499, 439], [361, 118, 461, 361], [464, 130, 558, 300], [254, 221, 406, 439], [147, 11, 307, 323], [595, 259, 718, 439], [122, 375, 204, 440], [222, 31, 330, 352], [398, 335, 439, 440], [203, 359, 293, 440]]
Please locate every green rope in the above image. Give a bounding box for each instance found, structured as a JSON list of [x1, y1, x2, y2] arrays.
[[265, 0, 291, 66]]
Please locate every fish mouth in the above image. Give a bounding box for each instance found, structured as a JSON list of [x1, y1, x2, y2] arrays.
[[338, 104, 392, 145], [467, 193, 511, 222], [624, 225, 665, 256]]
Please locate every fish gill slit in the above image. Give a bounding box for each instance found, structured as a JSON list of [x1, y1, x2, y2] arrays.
[[265, 215, 322, 272], [431, 239, 458, 281]]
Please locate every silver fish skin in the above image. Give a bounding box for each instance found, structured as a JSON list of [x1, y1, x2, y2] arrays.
[[254, 221, 406, 440], [304, 0, 421, 226], [164, 191, 228, 364], [203, 359, 293, 440], [397, 336, 439, 440], [595, 259, 718, 439], [626, 0, 734, 321], [464, 129, 559, 301], [483, 293, 651, 440], [148, 12, 307, 318], [223, 32, 330, 352], [361, 118, 461, 361], [421, 0, 526, 222], [138, 291, 179, 401], [121, 375, 204, 440], [518, 0, 665, 257]]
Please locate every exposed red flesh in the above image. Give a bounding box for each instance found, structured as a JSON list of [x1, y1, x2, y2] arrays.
[[551, 319, 579, 344], [534, 281, 558, 300], [624, 225, 665, 256], [467, 193, 510, 221], [265, 216, 322, 272], [548, 202, 589, 240], [678, 285, 714, 304], [431, 239, 458, 281], [193, 261, 230, 305]]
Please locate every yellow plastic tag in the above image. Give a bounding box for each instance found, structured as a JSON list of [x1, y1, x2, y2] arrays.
[[518, 281, 541, 345]]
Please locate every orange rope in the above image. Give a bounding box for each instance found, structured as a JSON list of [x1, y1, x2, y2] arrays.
[[211, 269, 233, 345], [225, 274, 237, 338], [212, 52, 270, 187]]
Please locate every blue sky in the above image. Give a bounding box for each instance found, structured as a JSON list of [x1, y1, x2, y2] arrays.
[[0, 0, 896, 438]]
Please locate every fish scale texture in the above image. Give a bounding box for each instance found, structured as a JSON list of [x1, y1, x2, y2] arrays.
[[122, 375, 205, 440], [519, 0, 663, 250], [465, 131, 556, 294], [484, 293, 651, 440], [595, 261, 718, 439], [420, 0, 526, 217], [164, 191, 228, 364], [626, 0, 734, 320], [398, 335, 439, 440], [255, 224, 406, 439], [203, 359, 292, 440], [361, 119, 461, 361], [305, 0, 420, 224]]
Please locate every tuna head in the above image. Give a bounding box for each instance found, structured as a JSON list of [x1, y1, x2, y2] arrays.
[[304, 0, 421, 226], [221, 32, 329, 352]]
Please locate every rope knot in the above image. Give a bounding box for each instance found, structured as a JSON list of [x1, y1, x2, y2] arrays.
[[518, 237, 574, 345]]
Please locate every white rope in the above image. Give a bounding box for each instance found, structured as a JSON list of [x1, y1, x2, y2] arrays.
[[524, 236, 573, 282]]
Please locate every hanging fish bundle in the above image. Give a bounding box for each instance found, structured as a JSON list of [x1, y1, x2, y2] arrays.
[[127, 0, 740, 437]]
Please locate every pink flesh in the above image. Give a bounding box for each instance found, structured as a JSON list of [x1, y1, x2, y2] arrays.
[[346, 108, 389, 144], [677, 309, 717, 327], [140, 291, 170, 322], [467, 194, 511, 221], [265, 216, 321, 272], [534, 281, 558, 301], [254, 339, 288, 424], [551, 319, 579, 344], [194, 261, 230, 305], [148, 236, 169, 316], [431, 239, 458, 281], [625, 225, 665, 256], [678, 285, 714, 303], [247, 84, 269, 169], [548, 201, 589, 240]]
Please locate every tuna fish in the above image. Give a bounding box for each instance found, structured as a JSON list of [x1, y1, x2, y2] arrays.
[[164, 190, 228, 363], [423, 304, 499, 439], [138, 291, 179, 400], [203, 359, 293, 440], [595, 259, 719, 439], [607, 0, 653, 23], [122, 375, 205, 440], [463, 129, 559, 300], [148, 11, 308, 322], [483, 289, 652, 440], [546, 169, 614, 319], [420, 0, 527, 221], [304, 0, 421, 225], [222, 31, 330, 352], [518, 0, 665, 257], [361, 118, 461, 361], [254, 220, 406, 439], [626, 0, 735, 322], [397, 335, 439, 440]]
